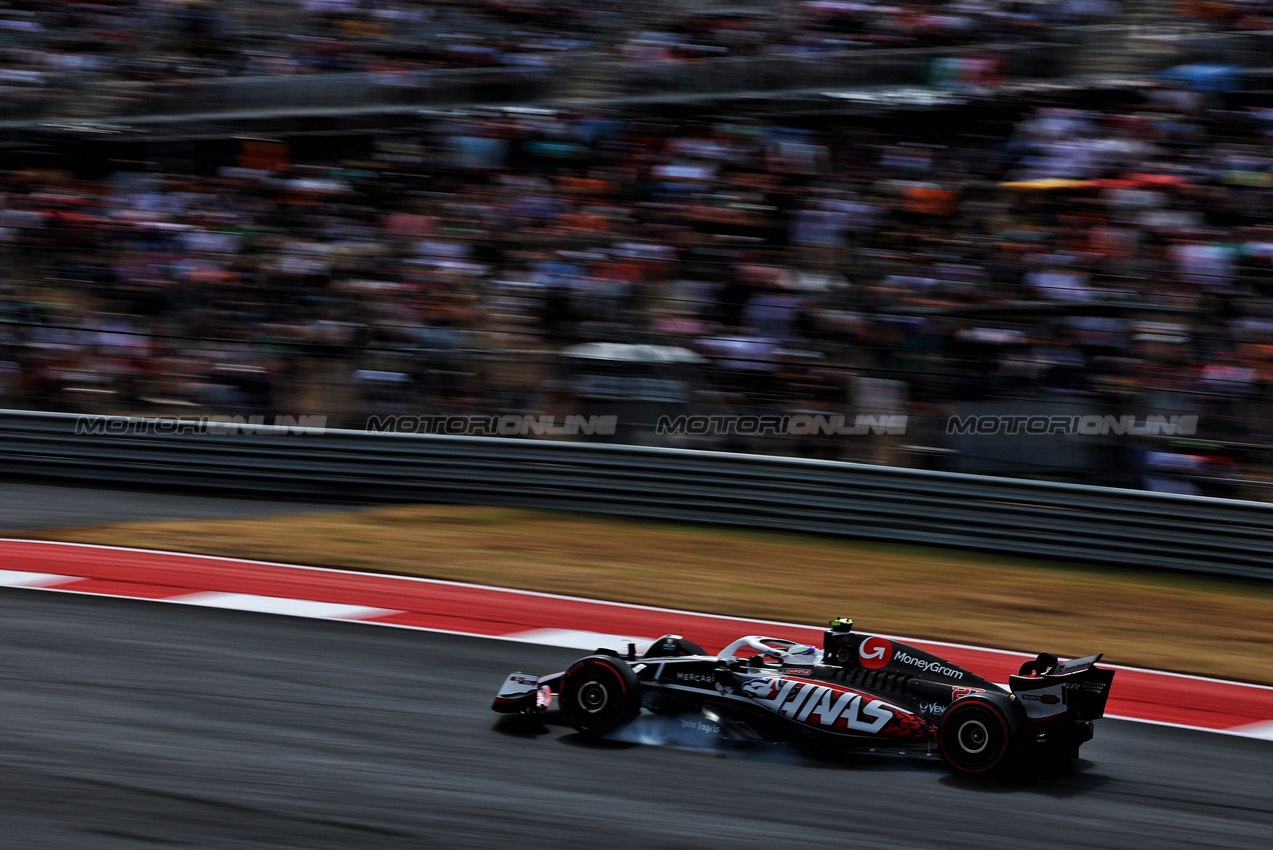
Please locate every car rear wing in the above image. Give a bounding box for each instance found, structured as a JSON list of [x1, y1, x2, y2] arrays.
[[1009, 653, 1115, 721]]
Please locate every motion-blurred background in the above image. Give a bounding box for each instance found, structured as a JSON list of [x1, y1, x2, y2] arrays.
[[3, 0, 1273, 494]]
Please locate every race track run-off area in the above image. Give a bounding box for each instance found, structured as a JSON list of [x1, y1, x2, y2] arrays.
[[3, 539, 1271, 740]]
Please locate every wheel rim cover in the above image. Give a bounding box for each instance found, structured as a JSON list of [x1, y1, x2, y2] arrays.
[[957, 719, 990, 754], [581, 680, 609, 713]]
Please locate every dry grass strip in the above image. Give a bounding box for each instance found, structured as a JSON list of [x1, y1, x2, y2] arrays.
[[16, 505, 1273, 685]]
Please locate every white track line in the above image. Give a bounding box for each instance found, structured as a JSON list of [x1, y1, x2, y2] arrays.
[[1107, 715, 1273, 741], [1231, 720, 1273, 741], [7, 538, 1271, 693], [4, 539, 1273, 734], [505, 628, 656, 653], [0, 570, 77, 588], [168, 592, 398, 621]]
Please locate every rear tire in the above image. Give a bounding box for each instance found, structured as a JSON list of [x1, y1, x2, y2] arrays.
[[938, 696, 1020, 776], [558, 655, 642, 736]]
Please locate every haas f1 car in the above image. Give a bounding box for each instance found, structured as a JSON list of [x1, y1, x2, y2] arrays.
[[492, 619, 1115, 776]]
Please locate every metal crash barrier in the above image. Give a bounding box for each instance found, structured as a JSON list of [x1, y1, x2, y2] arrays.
[[1, 409, 1270, 580]]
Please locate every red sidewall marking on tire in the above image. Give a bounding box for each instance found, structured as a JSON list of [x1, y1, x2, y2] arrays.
[[939, 699, 1011, 775]]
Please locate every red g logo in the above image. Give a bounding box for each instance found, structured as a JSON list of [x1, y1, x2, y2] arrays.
[[859, 636, 893, 669]]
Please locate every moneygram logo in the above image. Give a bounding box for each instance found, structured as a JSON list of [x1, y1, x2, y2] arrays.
[[893, 651, 964, 680], [859, 637, 894, 669]]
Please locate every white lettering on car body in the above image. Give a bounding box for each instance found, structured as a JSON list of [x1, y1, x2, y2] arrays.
[[742, 676, 901, 734], [893, 651, 964, 680]]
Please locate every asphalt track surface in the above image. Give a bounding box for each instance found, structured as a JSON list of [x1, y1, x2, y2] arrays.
[[3, 590, 1270, 850]]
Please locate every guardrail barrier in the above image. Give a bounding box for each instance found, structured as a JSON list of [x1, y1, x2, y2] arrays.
[[2, 409, 1270, 580]]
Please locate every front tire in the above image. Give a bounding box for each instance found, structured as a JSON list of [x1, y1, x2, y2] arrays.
[[938, 696, 1020, 776], [558, 655, 642, 736], [642, 635, 709, 658]]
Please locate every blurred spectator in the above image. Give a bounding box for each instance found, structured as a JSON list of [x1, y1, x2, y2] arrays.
[[9, 73, 1273, 495], [0, 0, 1132, 119]]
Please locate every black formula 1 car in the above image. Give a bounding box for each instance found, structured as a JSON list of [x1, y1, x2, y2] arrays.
[[492, 619, 1115, 776]]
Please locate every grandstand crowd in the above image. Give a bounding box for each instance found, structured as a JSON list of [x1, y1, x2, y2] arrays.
[[1, 79, 1272, 489], [14, 0, 1273, 102], [3, 1, 1273, 492], [0, 0, 1131, 106]]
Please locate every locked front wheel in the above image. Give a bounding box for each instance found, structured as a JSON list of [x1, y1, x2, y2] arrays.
[[557, 655, 641, 736]]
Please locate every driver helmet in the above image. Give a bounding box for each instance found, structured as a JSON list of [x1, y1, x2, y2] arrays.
[[779, 644, 821, 665]]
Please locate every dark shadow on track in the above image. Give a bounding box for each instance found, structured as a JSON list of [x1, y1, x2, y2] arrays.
[[490, 714, 556, 738], [559, 732, 641, 750], [938, 760, 1114, 797], [1, 589, 1269, 850]]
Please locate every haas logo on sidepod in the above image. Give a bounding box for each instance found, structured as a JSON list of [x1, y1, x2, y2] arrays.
[[859, 636, 894, 669], [742, 677, 784, 700], [742, 677, 895, 734]]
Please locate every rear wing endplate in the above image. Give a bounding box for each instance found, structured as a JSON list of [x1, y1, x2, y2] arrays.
[[1010, 653, 1115, 721]]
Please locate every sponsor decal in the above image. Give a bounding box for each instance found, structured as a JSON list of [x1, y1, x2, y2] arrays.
[[945, 414, 1196, 437], [1052, 653, 1102, 675], [893, 651, 964, 680], [741, 677, 784, 700], [859, 636, 894, 669], [785, 668, 813, 676], [919, 702, 946, 716], [1016, 685, 1068, 718], [674, 671, 715, 684], [536, 685, 552, 708], [740, 676, 898, 735], [656, 413, 907, 437], [366, 413, 617, 437], [657, 638, 683, 654], [679, 717, 721, 736], [496, 673, 545, 702], [76, 414, 328, 437]]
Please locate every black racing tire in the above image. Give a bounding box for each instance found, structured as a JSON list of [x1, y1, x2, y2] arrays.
[[558, 655, 642, 736], [642, 635, 709, 658], [938, 696, 1021, 776], [1019, 653, 1059, 677]]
